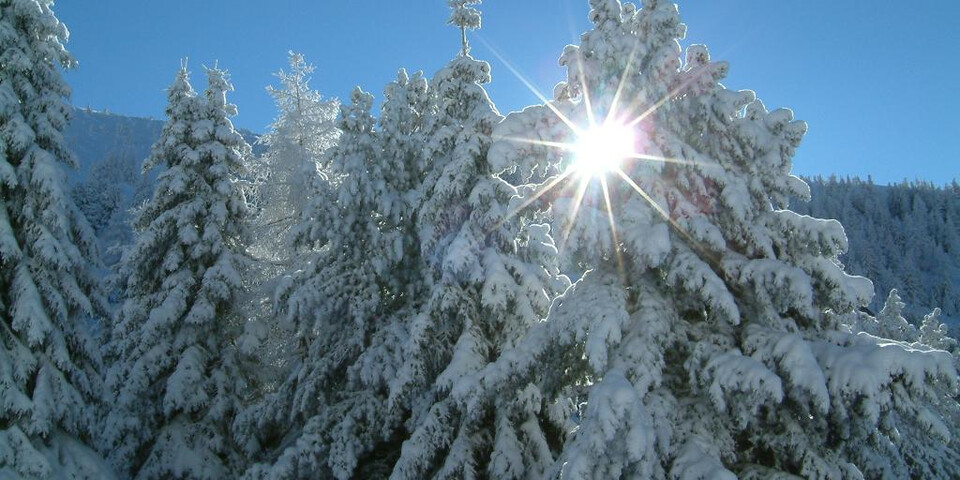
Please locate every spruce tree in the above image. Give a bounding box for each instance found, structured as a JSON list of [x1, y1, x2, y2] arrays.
[[844, 289, 919, 342], [837, 294, 960, 479], [920, 308, 957, 353], [488, 1, 957, 478], [376, 67, 431, 291], [388, 2, 569, 478], [875, 289, 917, 341], [103, 66, 252, 479], [899, 306, 960, 479], [246, 42, 502, 480], [0, 1, 112, 477]]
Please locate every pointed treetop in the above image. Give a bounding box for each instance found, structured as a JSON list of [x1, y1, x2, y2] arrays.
[[204, 64, 237, 116], [276, 51, 317, 97], [169, 60, 194, 96], [163, 59, 194, 105], [269, 51, 317, 96], [448, 0, 482, 56]]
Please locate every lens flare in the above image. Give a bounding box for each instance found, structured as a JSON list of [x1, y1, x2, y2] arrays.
[[486, 37, 711, 271], [572, 123, 634, 177]]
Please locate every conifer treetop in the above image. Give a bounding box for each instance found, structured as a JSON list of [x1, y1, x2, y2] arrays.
[[205, 65, 238, 117], [448, 0, 482, 55]]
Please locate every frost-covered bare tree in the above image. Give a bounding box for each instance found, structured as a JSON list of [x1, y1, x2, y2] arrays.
[[252, 51, 339, 267]]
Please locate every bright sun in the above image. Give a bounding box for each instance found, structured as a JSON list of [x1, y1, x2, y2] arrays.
[[572, 123, 635, 177]]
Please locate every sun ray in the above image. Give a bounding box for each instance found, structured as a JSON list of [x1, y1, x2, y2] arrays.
[[558, 177, 591, 256], [614, 168, 673, 227], [504, 168, 577, 222], [600, 175, 628, 284], [495, 135, 577, 152], [625, 66, 713, 129], [613, 167, 725, 271], [573, 50, 597, 128], [626, 152, 697, 167], [625, 87, 677, 129], [477, 35, 583, 135], [606, 42, 640, 124]]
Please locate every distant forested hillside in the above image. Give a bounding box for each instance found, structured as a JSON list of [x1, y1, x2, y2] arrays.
[[792, 176, 960, 326]]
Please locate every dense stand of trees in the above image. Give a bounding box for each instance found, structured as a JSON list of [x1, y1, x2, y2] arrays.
[[793, 176, 960, 325], [3, 0, 958, 479]]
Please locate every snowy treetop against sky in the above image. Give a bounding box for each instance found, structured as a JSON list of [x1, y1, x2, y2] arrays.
[[57, 1, 959, 184]]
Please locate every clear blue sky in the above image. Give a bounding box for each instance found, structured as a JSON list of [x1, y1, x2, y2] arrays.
[[57, 1, 958, 184]]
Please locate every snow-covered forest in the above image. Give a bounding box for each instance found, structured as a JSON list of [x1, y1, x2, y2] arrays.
[[2, 0, 958, 479], [792, 177, 960, 327]]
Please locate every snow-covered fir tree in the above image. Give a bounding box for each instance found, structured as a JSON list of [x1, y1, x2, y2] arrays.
[[909, 306, 960, 477], [835, 291, 960, 478], [324, 67, 436, 478], [921, 308, 958, 354], [387, 2, 570, 478], [874, 289, 918, 341], [487, 1, 958, 478], [252, 51, 339, 266], [103, 65, 253, 479], [0, 1, 113, 478], [375, 67, 431, 295]]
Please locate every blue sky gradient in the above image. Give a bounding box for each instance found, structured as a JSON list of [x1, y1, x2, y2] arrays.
[[57, 1, 958, 184]]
